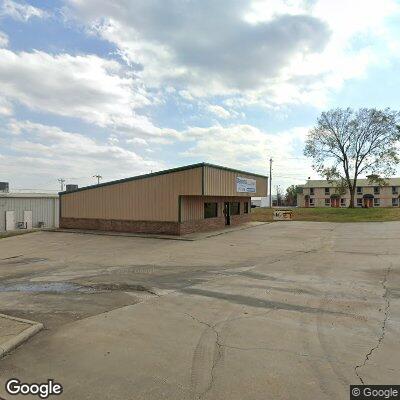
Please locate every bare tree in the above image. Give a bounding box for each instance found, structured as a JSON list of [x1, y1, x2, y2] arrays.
[[304, 108, 400, 207]]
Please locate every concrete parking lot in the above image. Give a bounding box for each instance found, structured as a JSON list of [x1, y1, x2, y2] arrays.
[[0, 222, 399, 399]]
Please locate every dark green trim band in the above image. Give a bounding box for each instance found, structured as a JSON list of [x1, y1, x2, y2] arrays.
[[201, 165, 205, 195], [59, 194, 62, 224], [59, 162, 268, 195], [178, 195, 182, 223]]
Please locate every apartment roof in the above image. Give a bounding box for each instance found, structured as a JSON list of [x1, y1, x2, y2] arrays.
[[59, 162, 268, 195], [303, 178, 400, 188]]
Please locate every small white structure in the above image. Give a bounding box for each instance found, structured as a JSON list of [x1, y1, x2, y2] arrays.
[[0, 192, 59, 232], [251, 196, 276, 208]]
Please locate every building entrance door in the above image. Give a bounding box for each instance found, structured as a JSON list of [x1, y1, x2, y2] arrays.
[[5, 211, 15, 231], [331, 198, 339, 208], [363, 198, 373, 208], [223, 202, 230, 225]]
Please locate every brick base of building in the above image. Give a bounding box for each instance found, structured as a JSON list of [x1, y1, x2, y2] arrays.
[[230, 213, 252, 225], [60, 217, 180, 235], [60, 213, 252, 236], [179, 217, 225, 235], [180, 214, 251, 235]]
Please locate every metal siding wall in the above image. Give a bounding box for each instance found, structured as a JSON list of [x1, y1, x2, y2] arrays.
[[0, 197, 59, 231], [61, 167, 203, 222], [203, 166, 267, 197]]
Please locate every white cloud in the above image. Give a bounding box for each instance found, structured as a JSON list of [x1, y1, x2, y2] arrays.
[[0, 0, 48, 21], [243, 0, 400, 106], [68, 0, 330, 101], [0, 48, 185, 143], [206, 105, 232, 120], [0, 30, 8, 47], [0, 97, 12, 115], [67, 0, 400, 107], [127, 137, 148, 146], [180, 124, 314, 187], [0, 49, 148, 127], [0, 120, 164, 189]]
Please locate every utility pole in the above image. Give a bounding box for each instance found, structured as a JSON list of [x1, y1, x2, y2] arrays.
[[276, 185, 281, 207], [93, 174, 102, 185], [269, 158, 273, 208], [57, 178, 65, 192]]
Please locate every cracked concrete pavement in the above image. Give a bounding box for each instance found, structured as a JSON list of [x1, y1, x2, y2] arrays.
[[0, 221, 399, 399]]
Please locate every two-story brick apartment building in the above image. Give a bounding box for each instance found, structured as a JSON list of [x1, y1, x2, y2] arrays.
[[297, 178, 400, 208]]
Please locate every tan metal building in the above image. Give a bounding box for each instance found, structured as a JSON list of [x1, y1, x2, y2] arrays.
[[59, 163, 268, 235]]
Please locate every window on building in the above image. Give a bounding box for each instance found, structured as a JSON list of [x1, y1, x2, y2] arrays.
[[392, 186, 398, 195], [340, 198, 346, 207], [204, 202, 218, 219], [324, 187, 330, 195], [357, 187, 363, 194], [374, 186, 380, 195], [309, 198, 315, 207], [392, 198, 399, 207], [310, 188, 315, 195], [325, 198, 330, 206], [374, 198, 380, 207], [357, 198, 362, 207], [230, 202, 240, 215], [244, 202, 249, 214]]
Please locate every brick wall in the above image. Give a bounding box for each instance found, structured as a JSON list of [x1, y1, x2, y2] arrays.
[[60, 217, 180, 235], [179, 213, 251, 234], [179, 217, 225, 235], [61, 212, 251, 236], [230, 213, 251, 225]]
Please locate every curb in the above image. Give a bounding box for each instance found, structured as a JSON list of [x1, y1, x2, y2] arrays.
[[47, 228, 195, 241], [0, 313, 43, 358], [47, 222, 270, 242]]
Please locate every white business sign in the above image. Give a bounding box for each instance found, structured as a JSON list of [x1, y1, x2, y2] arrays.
[[236, 177, 256, 193]]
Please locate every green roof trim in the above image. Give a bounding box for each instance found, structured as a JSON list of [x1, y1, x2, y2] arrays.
[[59, 162, 268, 195]]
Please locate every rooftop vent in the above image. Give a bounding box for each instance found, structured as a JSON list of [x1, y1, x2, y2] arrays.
[[0, 182, 9, 193], [66, 184, 78, 192]]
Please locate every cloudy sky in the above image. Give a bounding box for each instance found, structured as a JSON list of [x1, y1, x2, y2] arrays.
[[0, 0, 400, 192]]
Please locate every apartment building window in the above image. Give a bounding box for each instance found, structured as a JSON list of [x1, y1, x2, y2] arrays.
[[357, 186, 363, 194], [374, 186, 380, 195], [392, 198, 399, 207], [392, 186, 398, 195], [204, 202, 218, 219], [340, 198, 346, 207], [325, 198, 330, 206], [310, 188, 315, 196], [230, 202, 240, 215], [309, 198, 315, 207], [324, 187, 330, 195], [357, 198, 362, 207], [374, 198, 380, 207]]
